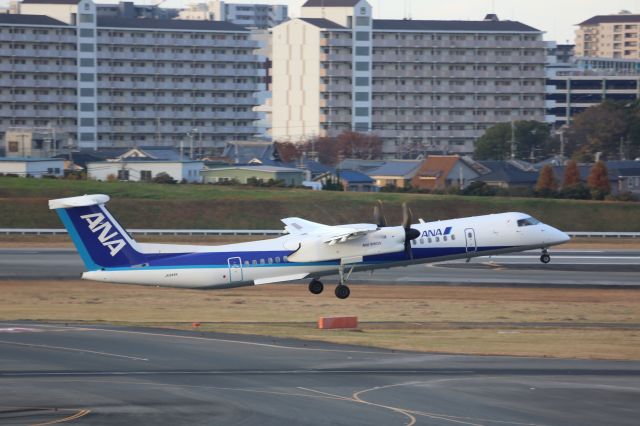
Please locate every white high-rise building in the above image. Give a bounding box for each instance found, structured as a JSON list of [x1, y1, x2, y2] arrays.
[[179, 1, 288, 28], [0, 0, 265, 150], [272, 0, 547, 157]]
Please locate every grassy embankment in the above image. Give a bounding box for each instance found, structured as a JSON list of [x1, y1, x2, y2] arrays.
[[1, 177, 639, 230], [2, 280, 639, 360]]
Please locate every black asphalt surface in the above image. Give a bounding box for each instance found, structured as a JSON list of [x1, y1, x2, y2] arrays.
[[1, 247, 639, 287], [1, 322, 639, 426]]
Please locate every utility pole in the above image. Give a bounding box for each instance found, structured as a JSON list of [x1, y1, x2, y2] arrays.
[[510, 120, 516, 160]]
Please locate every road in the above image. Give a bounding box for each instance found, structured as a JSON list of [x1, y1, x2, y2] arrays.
[[1, 321, 638, 425], [1, 247, 639, 287]]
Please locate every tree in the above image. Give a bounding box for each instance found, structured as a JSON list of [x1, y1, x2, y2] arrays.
[[301, 131, 383, 166], [274, 142, 301, 163], [567, 101, 631, 161], [587, 161, 611, 199], [535, 164, 558, 194], [562, 160, 581, 187], [474, 121, 554, 161]]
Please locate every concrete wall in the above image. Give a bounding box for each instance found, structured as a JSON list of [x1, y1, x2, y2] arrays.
[[272, 19, 322, 141], [0, 159, 64, 177], [87, 161, 203, 182]]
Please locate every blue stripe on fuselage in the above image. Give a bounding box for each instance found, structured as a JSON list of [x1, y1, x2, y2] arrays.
[[101, 245, 514, 272]]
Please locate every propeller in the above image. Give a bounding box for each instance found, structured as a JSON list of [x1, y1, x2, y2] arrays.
[[373, 200, 387, 228], [401, 202, 421, 259], [374, 201, 420, 259]]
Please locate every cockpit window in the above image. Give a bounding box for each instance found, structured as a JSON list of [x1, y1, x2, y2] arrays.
[[517, 217, 540, 227]]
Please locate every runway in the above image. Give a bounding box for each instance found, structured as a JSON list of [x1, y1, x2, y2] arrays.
[[1, 321, 639, 425], [1, 247, 639, 287]]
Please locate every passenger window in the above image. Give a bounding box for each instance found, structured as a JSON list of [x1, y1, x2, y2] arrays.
[[268, 257, 273, 264], [275, 257, 280, 263], [283, 256, 288, 262], [435, 236, 440, 242], [428, 237, 432, 243], [419, 238, 424, 245], [468, 232, 472, 238], [451, 234, 456, 240], [252, 259, 257, 265], [443, 236, 448, 241], [412, 239, 416, 246], [260, 259, 265, 264], [244, 261, 249, 266]]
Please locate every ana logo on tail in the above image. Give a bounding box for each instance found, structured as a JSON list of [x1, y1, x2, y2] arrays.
[[80, 212, 126, 256]]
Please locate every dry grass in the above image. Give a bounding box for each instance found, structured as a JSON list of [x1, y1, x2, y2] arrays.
[[1, 280, 639, 360]]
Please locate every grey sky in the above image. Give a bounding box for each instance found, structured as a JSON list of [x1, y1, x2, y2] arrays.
[[3, 0, 638, 43]]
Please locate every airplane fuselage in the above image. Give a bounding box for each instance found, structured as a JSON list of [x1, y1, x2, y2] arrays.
[[82, 212, 569, 289]]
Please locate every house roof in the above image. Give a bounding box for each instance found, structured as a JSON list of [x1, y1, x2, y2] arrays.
[[336, 169, 374, 183], [0, 14, 68, 26], [21, 0, 79, 4], [337, 158, 386, 173], [203, 165, 304, 173], [97, 17, 247, 31], [476, 161, 539, 184], [373, 19, 540, 32], [0, 157, 63, 162], [299, 18, 347, 29], [367, 160, 421, 178], [416, 155, 460, 179], [579, 14, 640, 26], [222, 141, 274, 164], [302, 0, 361, 7]]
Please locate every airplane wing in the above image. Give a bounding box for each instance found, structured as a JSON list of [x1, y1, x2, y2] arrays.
[[282, 217, 377, 245]]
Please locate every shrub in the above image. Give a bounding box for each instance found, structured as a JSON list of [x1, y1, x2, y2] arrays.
[[152, 172, 177, 184]]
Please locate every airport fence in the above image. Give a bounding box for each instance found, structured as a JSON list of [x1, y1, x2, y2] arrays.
[[1, 229, 639, 238]]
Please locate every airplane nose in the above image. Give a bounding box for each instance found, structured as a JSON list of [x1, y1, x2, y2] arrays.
[[551, 227, 571, 245]]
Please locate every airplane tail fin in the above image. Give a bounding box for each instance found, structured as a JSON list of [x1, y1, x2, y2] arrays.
[[49, 194, 145, 270]]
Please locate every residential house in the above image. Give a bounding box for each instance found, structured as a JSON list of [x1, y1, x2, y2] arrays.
[[0, 157, 64, 178], [317, 169, 377, 192], [411, 155, 479, 191], [475, 160, 539, 189], [201, 165, 305, 186], [367, 160, 421, 189], [87, 159, 204, 182]]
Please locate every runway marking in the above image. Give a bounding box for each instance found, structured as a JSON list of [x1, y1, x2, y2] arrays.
[[352, 380, 549, 426], [300, 386, 417, 426], [32, 409, 91, 426], [0, 339, 149, 362], [6, 324, 396, 355], [0, 407, 91, 426]]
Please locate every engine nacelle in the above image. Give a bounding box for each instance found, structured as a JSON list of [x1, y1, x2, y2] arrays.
[[286, 226, 406, 263]]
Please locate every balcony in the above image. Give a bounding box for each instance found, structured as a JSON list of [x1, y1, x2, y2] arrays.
[[320, 83, 352, 93]]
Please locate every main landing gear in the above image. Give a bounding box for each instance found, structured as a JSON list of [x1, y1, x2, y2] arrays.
[[307, 264, 354, 299], [540, 248, 551, 264], [308, 279, 324, 295]]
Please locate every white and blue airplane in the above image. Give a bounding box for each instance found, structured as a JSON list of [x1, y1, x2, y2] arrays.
[[49, 194, 570, 299]]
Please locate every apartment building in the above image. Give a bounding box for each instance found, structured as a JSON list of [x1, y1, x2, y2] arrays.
[[178, 1, 288, 28], [0, 0, 264, 150], [546, 58, 640, 126], [272, 0, 546, 157], [575, 12, 640, 59]]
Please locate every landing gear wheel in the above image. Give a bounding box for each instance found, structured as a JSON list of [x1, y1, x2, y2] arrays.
[[335, 285, 350, 299], [308, 279, 324, 295], [540, 254, 551, 264]]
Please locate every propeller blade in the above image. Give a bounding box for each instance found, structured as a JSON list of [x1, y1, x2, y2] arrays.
[[374, 200, 387, 228], [401, 202, 412, 229]]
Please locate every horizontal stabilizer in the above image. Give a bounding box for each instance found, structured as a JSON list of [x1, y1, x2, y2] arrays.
[[49, 194, 110, 210]]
